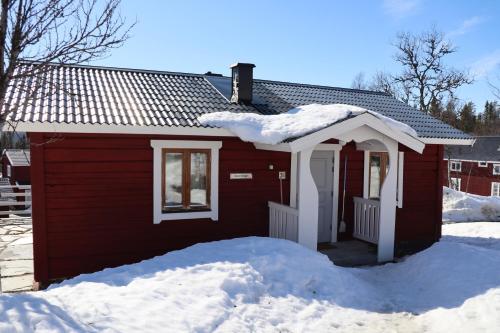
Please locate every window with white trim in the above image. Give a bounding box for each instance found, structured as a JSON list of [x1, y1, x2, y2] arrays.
[[6, 165, 11, 177], [150, 140, 222, 223], [450, 177, 461, 191], [478, 161, 487, 167], [449, 160, 461, 172], [492, 182, 500, 196], [493, 164, 500, 175]]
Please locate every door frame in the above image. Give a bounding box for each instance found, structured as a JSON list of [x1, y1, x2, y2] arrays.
[[311, 144, 340, 243], [311, 150, 334, 243]]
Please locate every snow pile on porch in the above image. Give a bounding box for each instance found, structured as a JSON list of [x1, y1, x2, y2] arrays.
[[1, 224, 500, 332], [198, 103, 418, 145], [443, 186, 500, 222]]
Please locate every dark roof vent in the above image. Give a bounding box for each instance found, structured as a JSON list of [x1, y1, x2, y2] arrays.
[[230, 63, 255, 105], [204, 71, 223, 77]]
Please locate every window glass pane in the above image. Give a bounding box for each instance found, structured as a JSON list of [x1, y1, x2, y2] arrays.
[[164, 152, 183, 209], [369, 155, 381, 198], [190, 152, 208, 207]]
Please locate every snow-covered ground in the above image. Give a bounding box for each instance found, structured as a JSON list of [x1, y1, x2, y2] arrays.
[[0, 223, 499, 332], [443, 186, 500, 222]]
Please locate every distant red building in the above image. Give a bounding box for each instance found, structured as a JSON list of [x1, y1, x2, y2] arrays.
[[1, 149, 31, 185], [444, 136, 500, 196]]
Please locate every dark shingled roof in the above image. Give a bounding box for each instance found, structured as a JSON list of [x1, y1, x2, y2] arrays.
[[4, 62, 471, 140], [446, 136, 500, 162]]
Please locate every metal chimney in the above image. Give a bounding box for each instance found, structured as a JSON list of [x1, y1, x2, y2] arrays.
[[230, 63, 255, 105]]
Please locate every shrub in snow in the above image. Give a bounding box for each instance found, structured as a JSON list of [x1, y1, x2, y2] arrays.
[[443, 186, 500, 222], [198, 103, 418, 145]]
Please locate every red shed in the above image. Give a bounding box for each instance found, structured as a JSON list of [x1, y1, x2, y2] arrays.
[[3, 62, 473, 288], [1, 149, 31, 185], [444, 136, 500, 196]]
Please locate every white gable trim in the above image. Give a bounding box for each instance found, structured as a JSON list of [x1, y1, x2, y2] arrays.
[[289, 113, 425, 154], [420, 137, 475, 145]]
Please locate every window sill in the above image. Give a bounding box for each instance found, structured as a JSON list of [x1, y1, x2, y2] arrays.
[[162, 207, 211, 214], [155, 209, 217, 223]]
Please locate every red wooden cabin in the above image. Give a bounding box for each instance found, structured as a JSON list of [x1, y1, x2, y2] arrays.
[[1, 149, 30, 185], [444, 136, 500, 196], [3, 62, 473, 287]]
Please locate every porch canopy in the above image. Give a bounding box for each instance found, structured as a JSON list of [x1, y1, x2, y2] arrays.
[[199, 104, 425, 262]]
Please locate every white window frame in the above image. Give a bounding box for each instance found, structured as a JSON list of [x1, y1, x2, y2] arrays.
[[478, 161, 488, 167], [6, 164, 11, 177], [492, 182, 500, 197], [493, 164, 500, 175], [450, 177, 461, 191], [150, 140, 222, 224], [362, 150, 404, 208], [449, 160, 462, 172]]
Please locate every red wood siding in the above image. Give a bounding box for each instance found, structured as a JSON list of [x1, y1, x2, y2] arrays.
[[396, 144, 443, 250], [29, 133, 291, 284], [337, 143, 364, 240], [444, 161, 500, 196], [29, 132, 444, 284], [336, 143, 443, 251]]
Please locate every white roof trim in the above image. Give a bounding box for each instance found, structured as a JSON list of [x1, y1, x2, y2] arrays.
[[420, 137, 475, 145], [3, 121, 236, 137], [443, 158, 500, 163], [253, 143, 291, 152], [3, 120, 471, 148], [288, 113, 425, 154]]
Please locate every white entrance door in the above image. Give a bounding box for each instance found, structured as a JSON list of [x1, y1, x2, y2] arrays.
[[310, 151, 334, 243]]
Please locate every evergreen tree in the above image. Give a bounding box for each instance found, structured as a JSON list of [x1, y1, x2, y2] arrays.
[[458, 102, 476, 133], [429, 98, 444, 119], [441, 99, 459, 128]]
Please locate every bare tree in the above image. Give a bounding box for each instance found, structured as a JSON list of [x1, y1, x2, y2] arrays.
[[0, 0, 132, 129], [393, 28, 473, 113], [368, 71, 412, 104], [488, 74, 500, 99], [350, 72, 367, 90]]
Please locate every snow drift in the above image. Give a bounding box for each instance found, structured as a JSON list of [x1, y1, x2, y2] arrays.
[[1, 226, 500, 332], [198, 103, 418, 145], [443, 186, 500, 222]]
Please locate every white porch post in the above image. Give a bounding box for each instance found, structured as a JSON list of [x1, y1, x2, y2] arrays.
[[297, 148, 318, 250], [378, 139, 398, 262], [290, 152, 298, 208], [330, 149, 340, 243]]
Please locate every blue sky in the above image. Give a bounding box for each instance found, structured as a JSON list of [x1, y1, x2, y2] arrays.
[[94, 0, 500, 111]]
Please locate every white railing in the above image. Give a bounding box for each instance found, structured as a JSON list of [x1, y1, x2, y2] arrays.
[[353, 197, 380, 244], [0, 184, 31, 217], [268, 201, 299, 242]]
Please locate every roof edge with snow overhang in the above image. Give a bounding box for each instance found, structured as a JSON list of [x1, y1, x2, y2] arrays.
[[254, 113, 426, 154]]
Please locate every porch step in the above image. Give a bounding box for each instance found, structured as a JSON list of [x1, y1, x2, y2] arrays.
[[319, 240, 378, 267]]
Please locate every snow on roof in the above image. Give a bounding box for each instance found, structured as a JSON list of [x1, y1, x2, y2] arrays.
[[198, 104, 418, 145]]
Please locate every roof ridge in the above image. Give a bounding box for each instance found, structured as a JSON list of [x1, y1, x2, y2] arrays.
[[18, 61, 206, 78], [254, 78, 391, 96], [18, 61, 390, 95]]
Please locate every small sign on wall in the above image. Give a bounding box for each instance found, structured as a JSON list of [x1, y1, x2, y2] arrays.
[[230, 173, 253, 180]]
